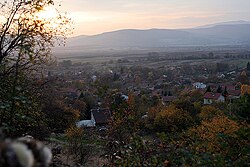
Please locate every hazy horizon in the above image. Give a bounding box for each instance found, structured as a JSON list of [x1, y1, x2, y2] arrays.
[[53, 0, 250, 36], [68, 20, 250, 37]]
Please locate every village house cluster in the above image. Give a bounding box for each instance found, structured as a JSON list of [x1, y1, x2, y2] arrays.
[[44, 59, 250, 128]]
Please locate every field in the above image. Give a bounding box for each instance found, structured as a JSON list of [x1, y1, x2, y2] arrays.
[[52, 45, 250, 69]]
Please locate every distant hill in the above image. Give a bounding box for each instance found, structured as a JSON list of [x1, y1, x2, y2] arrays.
[[61, 21, 250, 49], [194, 20, 250, 28]]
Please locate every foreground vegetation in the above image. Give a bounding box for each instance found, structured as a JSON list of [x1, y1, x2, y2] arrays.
[[0, 0, 249, 166], [39, 92, 249, 166]]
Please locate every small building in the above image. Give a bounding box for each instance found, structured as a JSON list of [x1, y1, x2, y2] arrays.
[[121, 94, 129, 101], [91, 75, 97, 82], [228, 89, 241, 100], [221, 85, 235, 91], [76, 120, 95, 128], [204, 92, 225, 104], [91, 108, 112, 126], [193, 82, 206, 89], [76, 108, 112, 128], [218, 74, 226, 78]]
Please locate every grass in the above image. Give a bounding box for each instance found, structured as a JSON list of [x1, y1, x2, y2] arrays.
[[50, 134, 68, 143], [49, 132, 106, 147]]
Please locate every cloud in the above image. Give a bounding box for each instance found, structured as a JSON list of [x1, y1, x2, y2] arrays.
[[58, 0, 250, 36]]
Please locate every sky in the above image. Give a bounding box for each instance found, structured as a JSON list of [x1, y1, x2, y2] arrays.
[[19, 0, 250, 36]]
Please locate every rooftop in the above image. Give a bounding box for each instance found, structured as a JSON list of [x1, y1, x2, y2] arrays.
[[91, 108, 111, 124]]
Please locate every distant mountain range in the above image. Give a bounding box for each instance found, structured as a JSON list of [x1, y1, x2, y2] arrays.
[[63, 21, 250, 49]]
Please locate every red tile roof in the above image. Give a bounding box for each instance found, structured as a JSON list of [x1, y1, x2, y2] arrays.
[[204, 92, 222, 100], [228, 89, 241, 96], [222, 85, 235, 91]]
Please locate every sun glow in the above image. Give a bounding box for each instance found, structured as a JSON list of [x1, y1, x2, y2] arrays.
[[33, 5, 73, 37], [36, 7, 58, 20], [35, 6, 62, 30]]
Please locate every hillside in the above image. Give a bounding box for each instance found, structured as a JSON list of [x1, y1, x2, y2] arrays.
[[62, 22, 250, 49]]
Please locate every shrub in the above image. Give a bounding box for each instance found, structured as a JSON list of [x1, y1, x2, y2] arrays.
[[154, 105, 193, 132], [65, 126, 91, 164]]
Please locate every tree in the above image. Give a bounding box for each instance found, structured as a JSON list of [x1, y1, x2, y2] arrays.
[[0, 0, 71, 136], [247, 62, 250, 71], [208, 52, 214, 58], [60, 60, 72, 67], [0, 74, 50, 137], [231, 94, 250, 122], [154, 105, 193, 132], [189, 115, 240, 153], [0, 0, 71, 75], [222, 86, 229, 97], [42, 100, 80, 133], [238, 71, 249, 85], [216, 63, 229, 72], [216, 85, 222, 93], [199, 106, 223, 121], [189, 89, 203, 103], [72, 99, 87, 119], [206, 85, 212, 93]]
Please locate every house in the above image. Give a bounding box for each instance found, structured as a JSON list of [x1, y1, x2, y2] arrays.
[[91, 108, 112, 126], [227, 71, 236, 75], [91, 75, 97, 82], [221, 85, 235, 91], [227, 89, 241, 100], [218, 74, 225, 78], [76, 120, 95, 128], [204, 92, 225, 104], [193, 82, 206, 89], [121, 94, 129, 101], [76, 108, 112, 128]]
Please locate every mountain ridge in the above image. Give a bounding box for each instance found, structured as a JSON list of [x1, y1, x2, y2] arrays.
[[62, 21, 250, 49]]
